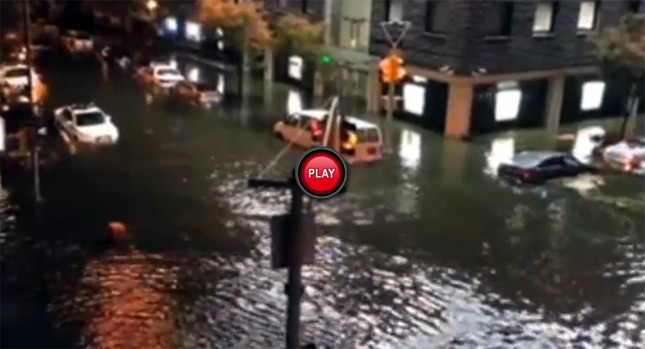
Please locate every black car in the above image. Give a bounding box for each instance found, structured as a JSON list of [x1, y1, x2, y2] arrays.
[[497, 151, 595, 184]]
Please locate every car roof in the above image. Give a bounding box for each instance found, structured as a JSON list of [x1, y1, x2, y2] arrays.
[[293, 109, 379, 130], [511, 151, 567, 168], [67, 103, 103, 114], [154, 65, 178, 71]]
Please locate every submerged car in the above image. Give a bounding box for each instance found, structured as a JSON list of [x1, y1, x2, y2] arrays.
[[171, 81, 222, 108], [136, 64, 185, 89], [602, 138, 645, 172], [0, 64, 40, 89], [54, 103, 119, 144], [498, 151, 595, 185]]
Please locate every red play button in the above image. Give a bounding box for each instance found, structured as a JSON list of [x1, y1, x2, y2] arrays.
[[296, 147, 348, 199]]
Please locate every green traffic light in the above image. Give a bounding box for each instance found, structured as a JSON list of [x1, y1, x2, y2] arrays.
[[321, 54, 332, 64]]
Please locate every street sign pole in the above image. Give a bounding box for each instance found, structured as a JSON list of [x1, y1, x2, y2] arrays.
[[22, 0, 42, 203], [379, 21, 410, 154], [248, 173, 306, 349]]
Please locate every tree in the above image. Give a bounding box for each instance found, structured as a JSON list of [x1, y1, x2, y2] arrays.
[[199, 0, 273, 51], [274, 13, 324, 62], [592, 13, 645, 138]]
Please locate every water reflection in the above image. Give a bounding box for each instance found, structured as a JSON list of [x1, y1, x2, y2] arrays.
[[398, 129, 421, 171], [485, 137, 515, 177], [287, 89, 303, 114]]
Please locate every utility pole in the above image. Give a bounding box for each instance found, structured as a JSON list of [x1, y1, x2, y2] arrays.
[[22, 0, 42, 203], [248, 173, 305, 349], [379, 21, 410, 154]]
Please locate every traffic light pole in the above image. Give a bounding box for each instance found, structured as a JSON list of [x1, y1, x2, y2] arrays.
[[22, 0, 42, 203], [380, 21, 410, 154]]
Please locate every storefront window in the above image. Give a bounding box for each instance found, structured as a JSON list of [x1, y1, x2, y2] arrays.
[[288, 56, 304, 81], [164, 17, 178, 32], [186, 21, 202, 42], [495, 89, 522, 121], [580, 81, 605, 111], [403, 83, 425, 116]]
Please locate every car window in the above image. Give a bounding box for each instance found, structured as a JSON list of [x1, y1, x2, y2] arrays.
[[538, 157, 565, 168], [63, 110, 73, 121], [75, 112, 105, 126], [158, 69, 179, 76], [285, 114, 300, 126], [563, 156, 581, 167], [5, 68, 29, 78], [355, 128, 381, 143]]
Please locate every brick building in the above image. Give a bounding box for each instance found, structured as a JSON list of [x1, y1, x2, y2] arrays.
[[366, 0, 644, 136]]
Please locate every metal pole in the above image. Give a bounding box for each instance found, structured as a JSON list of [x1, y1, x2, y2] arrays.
[[286, 177, 303, 349], [385, 81, 395, 153], [22, 0, 42, 203]]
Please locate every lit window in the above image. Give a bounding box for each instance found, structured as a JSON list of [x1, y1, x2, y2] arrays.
[[580, 81, 605, 111], [186, 22, 202, 42], [403, 83, 425, 116], [187, 67, 199, 82], [288, 56, 303, 81], [577, 1, 597, 30], [164, 17, 178, 32], [399, 129, 422, 170], [385, 0, 403, 22], [217, 75, 225, 94], [533, 2, 556, 33], [495, 89, 522, 121], [287, 90, 303, 114]]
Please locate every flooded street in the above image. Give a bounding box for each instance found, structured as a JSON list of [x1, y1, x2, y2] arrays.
[[1, 55, 644, 349]]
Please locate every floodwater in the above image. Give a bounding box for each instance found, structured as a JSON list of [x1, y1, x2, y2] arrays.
[[1, 53, 644, 349]]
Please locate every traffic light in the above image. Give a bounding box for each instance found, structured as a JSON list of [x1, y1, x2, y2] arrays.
[[379, 54, 406, 83], [321, 54, 333, 65]]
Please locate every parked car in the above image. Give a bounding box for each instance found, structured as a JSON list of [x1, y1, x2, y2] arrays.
[[0, 64, 40, 89], [497, 151, 595, 185], [273, 109, 384, 163], [171, 81, 221, 108], [62, 30, 93, 53], [54, 103, 119, 144], [602, 138, 645, 173], [136, 64, 185, 89]]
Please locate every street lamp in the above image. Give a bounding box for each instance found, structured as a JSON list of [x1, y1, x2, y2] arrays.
[[146, 0, 158, 11]]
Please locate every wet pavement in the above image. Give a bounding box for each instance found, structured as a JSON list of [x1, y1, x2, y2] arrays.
[[1, 52, 644, 349]]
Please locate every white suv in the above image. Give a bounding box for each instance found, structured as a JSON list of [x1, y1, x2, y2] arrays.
[[54, 103, 119, 144]]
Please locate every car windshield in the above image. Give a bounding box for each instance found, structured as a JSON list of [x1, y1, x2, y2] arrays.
[[76, 112, 105, 126], [158, 69, 179, 76], [355, 128, 381, 143], [5, 68, 29, 78], [625, 138, 645, 147]]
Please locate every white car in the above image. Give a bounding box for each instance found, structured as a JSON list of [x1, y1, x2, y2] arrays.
[[603, 138, 645, 172], [138, 64, 185, 88], [0, 64, 40, 89], [54, 103, 119, 144], [63, 30, 94, 53]]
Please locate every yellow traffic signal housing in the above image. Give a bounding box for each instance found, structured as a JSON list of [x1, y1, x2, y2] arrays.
[[379, 54, 406, 83]]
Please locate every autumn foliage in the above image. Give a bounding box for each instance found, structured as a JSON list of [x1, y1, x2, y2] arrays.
[[275, 13, 324, 60], [199, 0, 273, 50], [593, 13, 645, 82]]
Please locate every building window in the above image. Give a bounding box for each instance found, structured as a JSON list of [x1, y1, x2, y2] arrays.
[[628, 1, 641, 13], [186, 21, 202, 42], [403, 83, 425, 116], [287, 89, 303, 114], [385, 0, 403, 22], [425, 1, 451, 33], [483, 2, 514, 36], [399, 129, 422, 170], [577, 1, 598, 30], [495, 88, 522, 121], [533, 2, 558, 33], [288, 55, 303, 81], [580, 81, 605, 111], [301, 0, 308, 13], [164, 17, 178, 32]]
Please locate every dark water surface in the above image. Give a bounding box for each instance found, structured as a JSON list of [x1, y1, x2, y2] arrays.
[[1, 56, 644, 348]]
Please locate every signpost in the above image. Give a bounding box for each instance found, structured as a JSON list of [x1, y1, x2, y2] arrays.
[[248, 172, 317, 349], [379, 21, 411, 153]]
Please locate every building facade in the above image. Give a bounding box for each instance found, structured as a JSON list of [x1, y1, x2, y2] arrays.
[[367, 0, 644, 136]]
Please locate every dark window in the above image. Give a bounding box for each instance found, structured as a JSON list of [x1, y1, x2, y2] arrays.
[[628, 1, 641, 13], [483, 1, 514, 36], [301, 0, 308, 13], [425, 1, 451, 33], [384, 0, 403, 22]]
